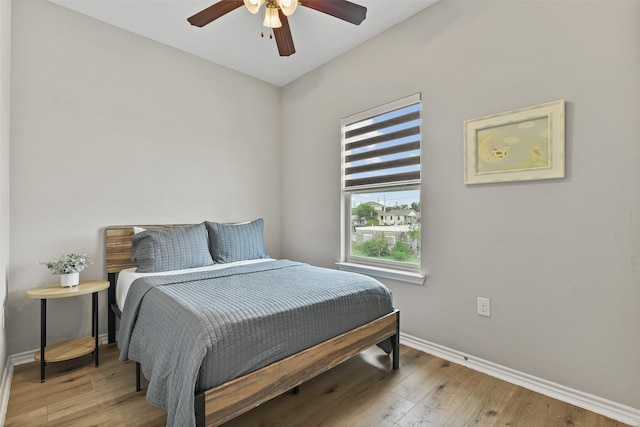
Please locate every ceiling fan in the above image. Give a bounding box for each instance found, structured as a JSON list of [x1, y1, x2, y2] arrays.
[[187, 0, 368, 57]]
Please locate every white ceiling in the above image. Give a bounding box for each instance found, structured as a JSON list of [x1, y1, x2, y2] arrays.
[[49, 0, 437, 87]]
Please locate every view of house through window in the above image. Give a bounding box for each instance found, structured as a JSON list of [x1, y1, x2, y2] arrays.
[[341, 94, 421, 272], [349, 188, 421, 265]]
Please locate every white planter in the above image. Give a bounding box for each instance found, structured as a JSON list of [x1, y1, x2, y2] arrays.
[[60, 272, 80, 287]]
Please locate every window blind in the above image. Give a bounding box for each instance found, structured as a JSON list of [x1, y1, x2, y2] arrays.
[[342, 95, 421, 190]]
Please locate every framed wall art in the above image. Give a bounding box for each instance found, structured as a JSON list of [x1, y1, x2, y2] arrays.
[[464, 99, 565, 184]]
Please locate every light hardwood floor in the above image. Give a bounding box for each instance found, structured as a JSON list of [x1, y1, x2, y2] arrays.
[[5, 343, 630, 426]]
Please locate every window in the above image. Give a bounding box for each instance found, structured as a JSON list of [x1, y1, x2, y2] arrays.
[[338, 94, 424, 284]]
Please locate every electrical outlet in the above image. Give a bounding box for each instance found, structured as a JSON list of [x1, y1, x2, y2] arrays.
[[477, 297, 491, 317]]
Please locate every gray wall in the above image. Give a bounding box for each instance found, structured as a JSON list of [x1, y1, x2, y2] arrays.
[[281, 0, 640, 409], [0, 0, 12, 384], [8, 1, 282, 354]]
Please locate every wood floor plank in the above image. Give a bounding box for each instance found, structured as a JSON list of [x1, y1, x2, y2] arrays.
[[493, 387, 554, 426], [442, 374, 520, 426], [395, 345, 435, 380], [5, 343, 631, 427], [391, 355, 463, 403], [4, 404, 48, 426], [46, 391, 166, 427], [6, 370, 93, 415], [45, 360, 140, 421], [396, 363, 486, 425]]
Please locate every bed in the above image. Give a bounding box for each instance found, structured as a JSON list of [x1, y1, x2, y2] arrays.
[[105, 221, 400, 427]]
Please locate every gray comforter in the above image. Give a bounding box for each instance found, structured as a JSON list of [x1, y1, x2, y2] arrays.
[[118, 260, 394, 426]]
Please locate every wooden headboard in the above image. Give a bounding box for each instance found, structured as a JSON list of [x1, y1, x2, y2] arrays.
[[105, 224, 190, 273], [105, 224, 189, 343]]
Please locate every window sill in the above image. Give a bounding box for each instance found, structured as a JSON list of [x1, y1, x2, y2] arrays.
[[336, 262, 425, 285]]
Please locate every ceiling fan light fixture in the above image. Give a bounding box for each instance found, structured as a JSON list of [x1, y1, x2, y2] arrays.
[[263, 5, 282, 28], [188, 0, 367, 57], [243, 0, 264, 14], [277, 0, 298, 16]]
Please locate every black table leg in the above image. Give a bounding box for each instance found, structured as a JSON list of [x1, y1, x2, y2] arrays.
[[93, 291, 99, 367], [40, 299, 46, 382]]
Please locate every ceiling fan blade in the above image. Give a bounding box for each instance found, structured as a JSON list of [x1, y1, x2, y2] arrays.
[[273, 11, 296, 57], [300, 0, 367, 25], [187, 0, 245, 27]]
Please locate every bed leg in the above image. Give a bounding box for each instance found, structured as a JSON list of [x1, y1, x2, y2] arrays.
[[195, 392, 205, 427], [108, 273, 117, 343], [292, 385, 300, 395], [392, 311, 400, 370], [136, 362, 141, 392]]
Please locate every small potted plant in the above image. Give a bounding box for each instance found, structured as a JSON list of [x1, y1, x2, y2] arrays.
[[41, 253, 92, 287]]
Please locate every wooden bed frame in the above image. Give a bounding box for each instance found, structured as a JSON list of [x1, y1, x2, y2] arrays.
[[105, 225, 400, 426]]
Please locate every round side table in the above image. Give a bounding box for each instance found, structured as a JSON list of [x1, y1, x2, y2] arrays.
[[26, 280, 110, 382]]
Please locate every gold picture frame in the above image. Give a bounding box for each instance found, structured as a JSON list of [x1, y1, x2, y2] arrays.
[[464, 100, 565, 184]]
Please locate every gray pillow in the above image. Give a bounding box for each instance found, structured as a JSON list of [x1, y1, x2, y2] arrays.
[[205, 218, 269, 263], [132, 223, 214, 273]]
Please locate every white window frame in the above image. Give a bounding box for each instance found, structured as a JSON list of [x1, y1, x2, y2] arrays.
[[337, 94, 425, 285]]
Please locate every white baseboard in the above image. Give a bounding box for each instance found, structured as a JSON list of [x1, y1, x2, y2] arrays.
[[400, 333, 640, 427], [9, 348, 37, 367], [0, 355, 14, 427]]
